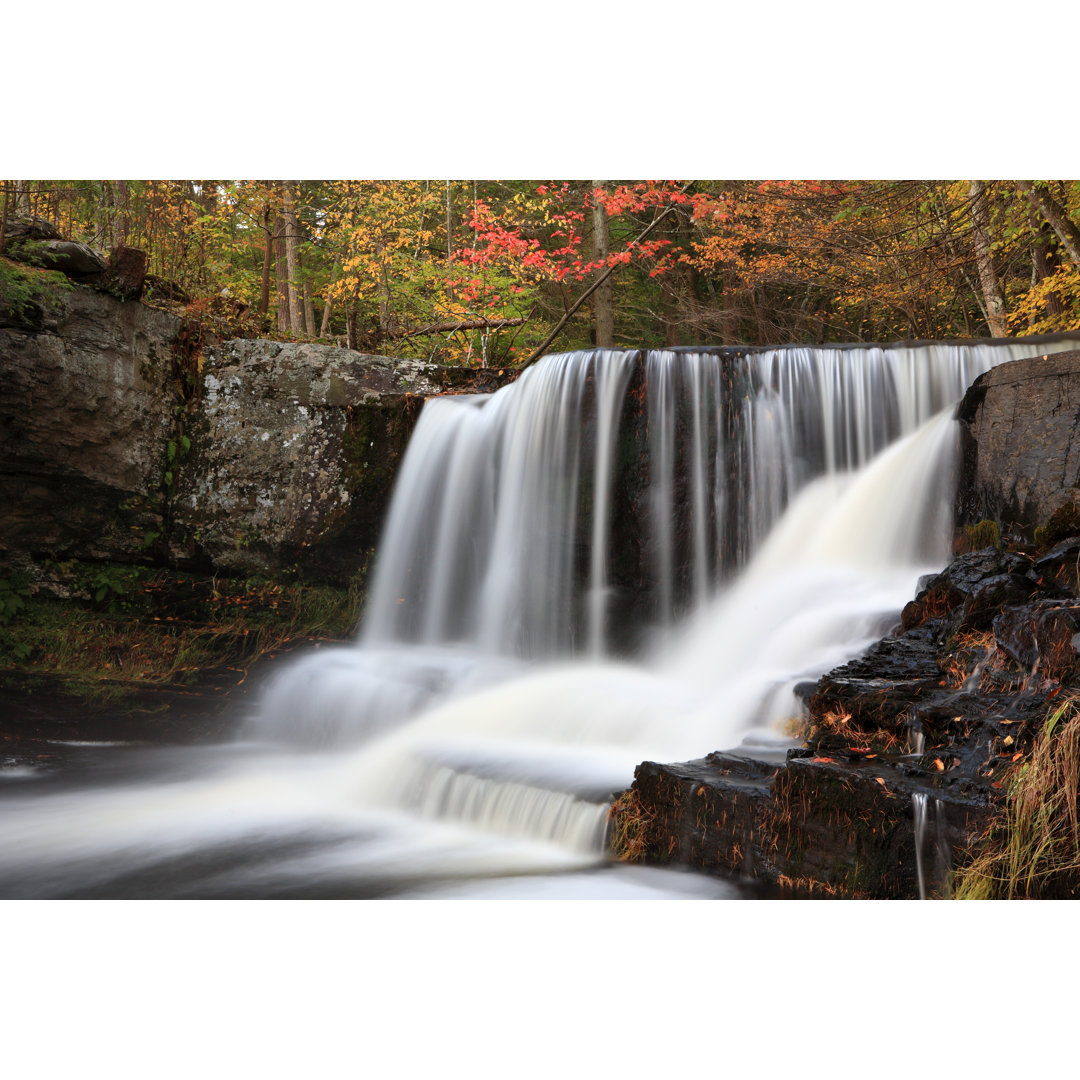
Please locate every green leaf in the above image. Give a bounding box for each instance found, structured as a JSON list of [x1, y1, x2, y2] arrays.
[[1045, 702, 1069, 738]]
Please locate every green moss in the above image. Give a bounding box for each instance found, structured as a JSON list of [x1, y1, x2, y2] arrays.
[[963, 519, 1000, 552], [1034, 500, 1080, 552], [0, 257, 72, 324]]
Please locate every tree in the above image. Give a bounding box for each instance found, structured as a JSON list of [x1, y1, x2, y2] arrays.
[[970, 180, 1008, 336], [590, 181, 614, 346]]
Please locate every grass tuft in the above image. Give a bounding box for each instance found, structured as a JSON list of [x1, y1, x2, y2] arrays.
[[954, 696, 1080, 899]]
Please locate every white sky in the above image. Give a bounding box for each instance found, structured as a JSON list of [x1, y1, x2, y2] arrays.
[[9, 3, 1077, 179]]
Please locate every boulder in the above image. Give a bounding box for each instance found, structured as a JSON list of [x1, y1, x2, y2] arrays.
[[33, 240, 108, 277], [901, 547, 1038, 632], [172, 339, 514, 581], [2, 216, 61, 243], [957, 350, 1080, 535]]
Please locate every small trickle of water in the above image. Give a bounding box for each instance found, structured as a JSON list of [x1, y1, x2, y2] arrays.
[[912, 791, 952, 900], [913, 791, 930, 900]]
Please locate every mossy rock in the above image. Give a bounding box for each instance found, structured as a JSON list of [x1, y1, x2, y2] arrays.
[[1035, 501, 1080, 553]]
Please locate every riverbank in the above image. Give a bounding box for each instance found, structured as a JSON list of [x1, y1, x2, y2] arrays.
[[0, 559, 360, 768]]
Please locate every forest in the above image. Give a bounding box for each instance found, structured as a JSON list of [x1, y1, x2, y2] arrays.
[[3, 179, 1080, 360]]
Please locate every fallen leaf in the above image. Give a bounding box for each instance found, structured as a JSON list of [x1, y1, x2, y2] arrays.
[[1012, 752, 1023, 762], [932, 759, 944, 770], [875, 777, 886, 786], [810, 757, 835, 764], [1003, 735, 1014, 748]]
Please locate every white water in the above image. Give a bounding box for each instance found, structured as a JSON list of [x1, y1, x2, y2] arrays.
[[2, 338, 1079, 898], [913, 790, 952, 900]]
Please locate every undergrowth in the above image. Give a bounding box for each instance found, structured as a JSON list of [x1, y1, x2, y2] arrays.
[[0, 565, 364, 704], [954, 697, 1080, 899]]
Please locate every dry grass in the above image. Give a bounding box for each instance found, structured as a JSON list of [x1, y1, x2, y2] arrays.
[[607, 789, 659, 862], [941, 629, 1005, 691], [781, 713, 809, 739], [774, 873, 848, 898], [809, 706, 907, 754], [954, 696, 1080, 899]]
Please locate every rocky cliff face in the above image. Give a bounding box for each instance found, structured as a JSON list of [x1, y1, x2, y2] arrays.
[[0, 284, 515, 582], [0, 284, 183, 562], [173, 340, 457, 580], [957, 349, 1080, 535]]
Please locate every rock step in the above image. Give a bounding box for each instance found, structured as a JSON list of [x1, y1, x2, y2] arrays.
[[619, 750, 990, 898]]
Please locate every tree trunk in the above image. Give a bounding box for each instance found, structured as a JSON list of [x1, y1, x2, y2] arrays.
[[969, 180, 1008, 336], [1030, 208, 1064, 320], [591, 181, 615, 347], [0, 180, 11, 255], [445, 180, 453, 264], [281, 181, 304, 333], [257, 201, 273, 316], [96, 182, 114, 250], [113, 180, 130, 247], [319, 295, 332, 337], [301, 252, 317, 335], [274, 213, 289, 333], [1018, 181, 1080, 270], [345, 298, 358, 351]]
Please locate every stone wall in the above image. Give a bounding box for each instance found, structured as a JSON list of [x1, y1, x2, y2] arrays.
[[957, 349, 1080, 534]]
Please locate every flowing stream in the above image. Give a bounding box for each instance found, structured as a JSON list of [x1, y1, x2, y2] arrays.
[[2, 339, 1078, 898]]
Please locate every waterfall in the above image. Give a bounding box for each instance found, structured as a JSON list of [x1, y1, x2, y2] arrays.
[[361, 348, 637, 659], [4, 336, 1080, 898]]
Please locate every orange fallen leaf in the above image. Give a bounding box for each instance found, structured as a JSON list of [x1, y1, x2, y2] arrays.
[[875, 777, 886, 786], [810, 757, 835, 764], [932, 759, 944, 770], [1012, 752, 1022, 762]]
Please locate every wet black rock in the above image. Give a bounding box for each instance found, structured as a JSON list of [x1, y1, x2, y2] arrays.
[[992, 600, 1080, 679], [902, 547, 1041, 633]]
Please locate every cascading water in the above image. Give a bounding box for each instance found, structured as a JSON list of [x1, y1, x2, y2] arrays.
[[3, 337, 1080, 898]]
